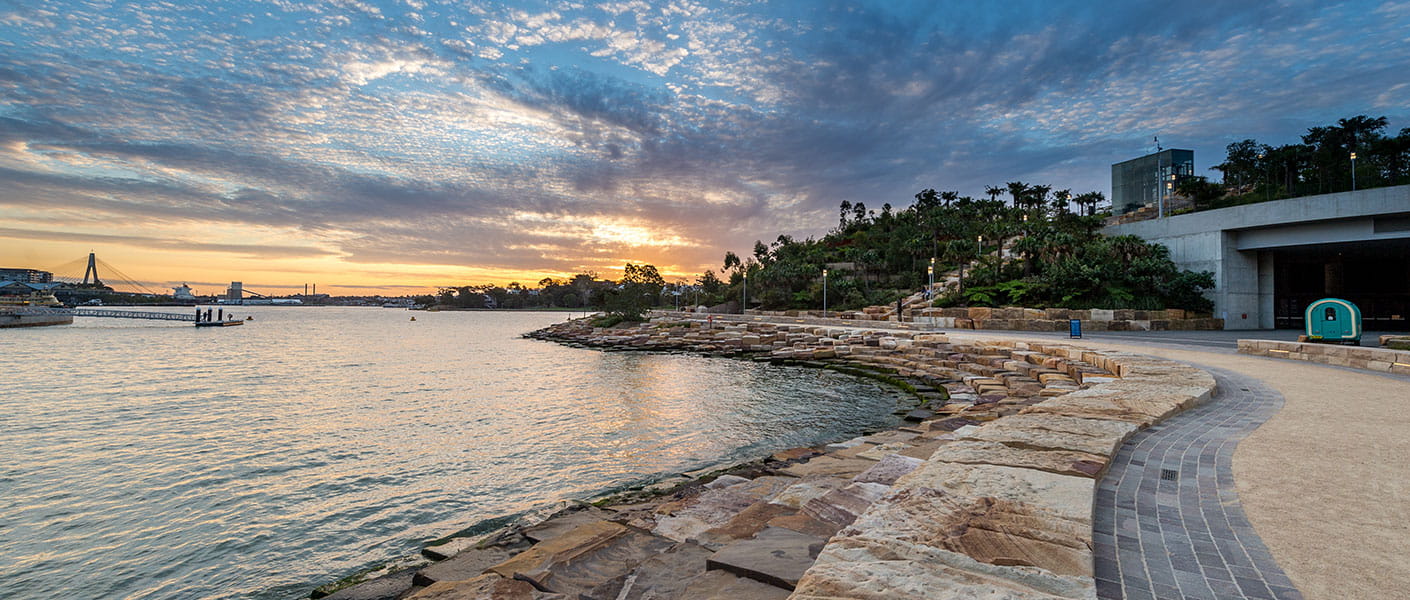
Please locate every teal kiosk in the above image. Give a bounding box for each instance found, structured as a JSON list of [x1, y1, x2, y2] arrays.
[[1304, 298, 1362, 345]]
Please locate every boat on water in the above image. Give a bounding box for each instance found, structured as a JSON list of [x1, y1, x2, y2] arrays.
[[0, 290, 63, 307], [0, 285, 71, 327]]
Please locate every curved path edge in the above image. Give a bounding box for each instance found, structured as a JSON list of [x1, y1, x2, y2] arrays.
[[790, 340, 1220, 599], [1093, 366, 1301, 600]]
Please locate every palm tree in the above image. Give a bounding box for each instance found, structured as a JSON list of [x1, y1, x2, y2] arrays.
[[984, 185, 1004, 204]]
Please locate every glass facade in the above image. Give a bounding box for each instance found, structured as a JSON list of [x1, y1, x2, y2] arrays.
[[1111, 149, 1194, 215]]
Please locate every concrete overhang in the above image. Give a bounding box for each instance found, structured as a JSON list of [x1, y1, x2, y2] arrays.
[[1106, 184, 1410, 249]]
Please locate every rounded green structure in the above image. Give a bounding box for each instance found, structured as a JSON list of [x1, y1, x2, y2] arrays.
[[1304, 298, 1362, 343]]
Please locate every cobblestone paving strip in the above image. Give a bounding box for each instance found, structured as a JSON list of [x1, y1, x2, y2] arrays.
[[1094, 367, 1302, 600]]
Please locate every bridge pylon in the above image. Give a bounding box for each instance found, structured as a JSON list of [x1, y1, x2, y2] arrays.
[[81, 252, 104, 288]]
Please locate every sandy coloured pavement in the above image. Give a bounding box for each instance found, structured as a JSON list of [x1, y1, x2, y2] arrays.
[[946, 332, 1410, 599]]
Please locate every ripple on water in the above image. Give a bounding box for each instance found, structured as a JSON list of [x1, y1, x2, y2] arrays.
[[0, 309, 903, 599]]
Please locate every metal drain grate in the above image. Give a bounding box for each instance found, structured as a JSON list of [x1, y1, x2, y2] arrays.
[[1160, 469, 1179, 481]]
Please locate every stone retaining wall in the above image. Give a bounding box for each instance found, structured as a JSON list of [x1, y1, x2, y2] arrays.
[[1237, 339, 1410, 376], [316, 317, 1217, 600], [736, 307, 1223, 331], [791, 340, 1215, 599]]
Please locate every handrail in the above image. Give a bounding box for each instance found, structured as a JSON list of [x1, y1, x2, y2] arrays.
[[3, 307, 199, 321]]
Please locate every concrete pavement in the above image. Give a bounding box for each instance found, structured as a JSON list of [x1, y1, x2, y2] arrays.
[[948, 331, 1410, 599]]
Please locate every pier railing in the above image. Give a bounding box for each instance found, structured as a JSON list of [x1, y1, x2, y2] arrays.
[[5, 307, 198, 322]]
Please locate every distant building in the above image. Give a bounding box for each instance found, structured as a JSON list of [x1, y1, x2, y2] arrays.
[[1111, 149, 1195, 216], [226, 281, 243, 300], [172, 284, 196, 301], [0, 268, 53, 283]]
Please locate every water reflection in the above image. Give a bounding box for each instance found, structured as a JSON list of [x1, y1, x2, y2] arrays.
[[0, 308, 901, 599]]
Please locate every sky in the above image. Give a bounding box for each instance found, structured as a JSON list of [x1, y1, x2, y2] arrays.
[[2, 1, 1408, 295]]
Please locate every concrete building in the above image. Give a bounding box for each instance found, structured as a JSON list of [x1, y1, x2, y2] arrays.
[[1106, 185, 1410, 330], [0, 268, 54, 283]]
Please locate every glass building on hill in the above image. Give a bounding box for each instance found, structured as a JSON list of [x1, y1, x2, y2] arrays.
[[1111, 149, 1194, 215]]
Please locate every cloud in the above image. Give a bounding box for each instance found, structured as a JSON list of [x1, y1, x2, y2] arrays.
[[0, 227, 336, 259], [1, 0, 1407, 288]]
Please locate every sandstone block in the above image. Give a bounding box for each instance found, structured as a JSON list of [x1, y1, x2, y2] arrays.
[[928, 440, 1107, 478], [802, 482, 893, 528], [415, 546, 516, 586], [707, 526, 828, 590], [780, 455, 877, 479], [769, 477, 849, 509], [852, 454, 925, 485], [896, 462, 1094, 525], [523, 506, 613, 543], [792, 531, 1093, 600], [405, 573, 563, 600], [680, 570, 792, 599]]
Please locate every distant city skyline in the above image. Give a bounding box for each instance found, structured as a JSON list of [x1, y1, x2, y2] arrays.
[[2, 1, 1408, 294]]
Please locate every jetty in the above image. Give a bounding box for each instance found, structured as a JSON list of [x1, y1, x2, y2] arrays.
[[0, 307, 244, 327]]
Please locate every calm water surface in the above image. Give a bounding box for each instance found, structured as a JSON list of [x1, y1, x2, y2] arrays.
[[0, 308, 902, 599]]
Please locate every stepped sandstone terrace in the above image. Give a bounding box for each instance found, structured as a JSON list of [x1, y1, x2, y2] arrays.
[[320, 315, 1215, 600]]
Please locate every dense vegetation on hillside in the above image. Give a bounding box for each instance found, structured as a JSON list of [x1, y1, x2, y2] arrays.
[[707, 183, 1212, 313], [433, 181, 1215, 316], [1179, 114, 1410, 210]]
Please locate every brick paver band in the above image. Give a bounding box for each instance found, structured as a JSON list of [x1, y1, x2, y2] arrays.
[[1093, 367, 1302, 600]]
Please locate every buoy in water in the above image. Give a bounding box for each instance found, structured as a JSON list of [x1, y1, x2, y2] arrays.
[[246, 316, 254, 320], [410, 316, 416, 321]]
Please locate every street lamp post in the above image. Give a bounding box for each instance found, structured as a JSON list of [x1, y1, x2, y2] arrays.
[[822, 268, 828, 316], [742, 271, 747, 315], [1258, 152, 1268, 202], [1350, 152, 1358, 191]]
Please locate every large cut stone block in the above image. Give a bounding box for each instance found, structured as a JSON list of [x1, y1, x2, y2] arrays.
[[792, 532, 1094, 600], [652, 485, 765, 543], [321, 568, 418, 600], [802, 482, 892, 528], [850, 487, 1090, 575], [707, 526, 828, 590], [586, 542, 713, 600], [680, 570, 792, 600], [896, 462, 1094, 525], [523, 506, 613, 543], [928, 440, 1107, 478], [960, 414, 1137, 457], [779, 455, 877, 478], [414, 546, 516, 586], [486, 520, 675, 597], [405, 573, 565, 599], [702, 500, 796, 546], [852, 454, 925, 485], [768, 477, 848, 509]]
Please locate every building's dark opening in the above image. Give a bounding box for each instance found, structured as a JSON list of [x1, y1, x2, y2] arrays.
[[1273, 239, 1410, 330]]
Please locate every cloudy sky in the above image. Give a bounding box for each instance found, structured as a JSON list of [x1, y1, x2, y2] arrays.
[[2, 1, 1407, 295]]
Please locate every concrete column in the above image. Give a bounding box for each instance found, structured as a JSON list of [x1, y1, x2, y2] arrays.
[[1220, 232, 1262, 329], [1258, 251, 1276, 329]]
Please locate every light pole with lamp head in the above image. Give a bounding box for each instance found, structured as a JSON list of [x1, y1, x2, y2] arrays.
[[1351, 152, 1358, 191], [822, 268, 828, 316], [741, 271, 747, 315]]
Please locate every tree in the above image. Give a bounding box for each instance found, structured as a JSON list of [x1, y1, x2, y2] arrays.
[[601, 263, 664, 321]]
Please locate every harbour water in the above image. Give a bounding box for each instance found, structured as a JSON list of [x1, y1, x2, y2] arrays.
[[0, 308, 904, 599]]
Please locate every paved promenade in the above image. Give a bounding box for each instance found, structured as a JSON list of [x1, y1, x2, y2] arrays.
[[1093, 368, 1299, 600], [949, 331, 1410, 600]]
